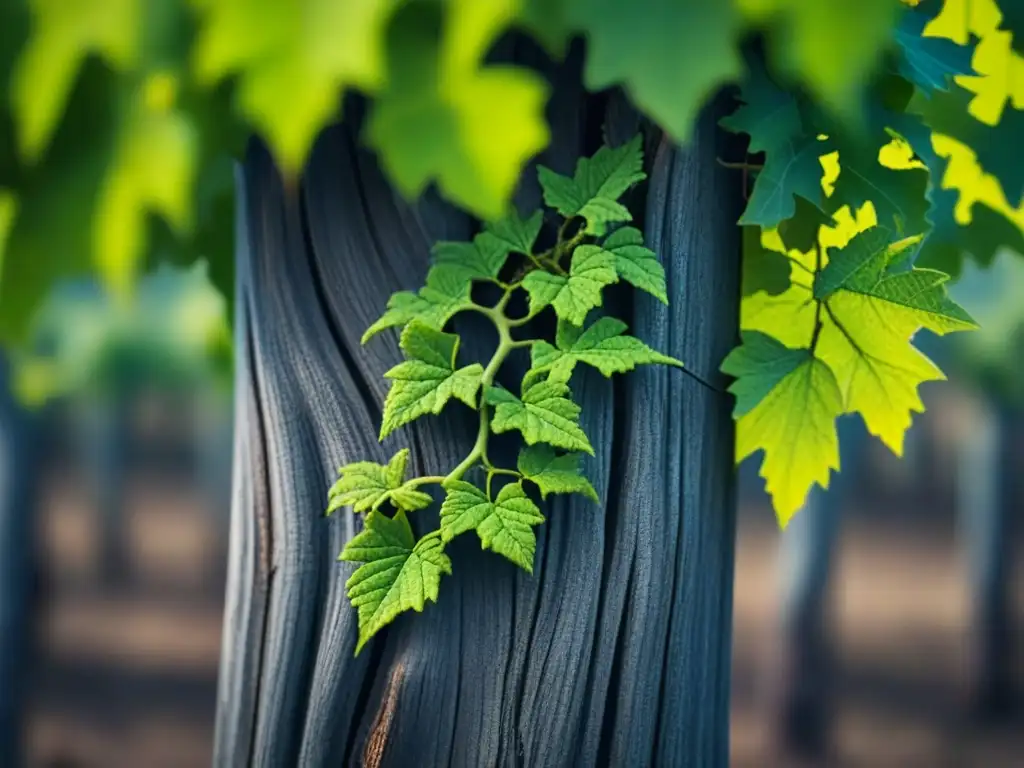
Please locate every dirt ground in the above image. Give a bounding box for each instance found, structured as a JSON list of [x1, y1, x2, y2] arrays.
[[25, 470, 1024, 768]]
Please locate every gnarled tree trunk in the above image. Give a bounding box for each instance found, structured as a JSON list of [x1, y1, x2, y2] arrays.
[[214, 65, 743, 766]]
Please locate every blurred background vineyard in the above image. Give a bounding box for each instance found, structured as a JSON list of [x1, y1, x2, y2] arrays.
[[10, 256, 1022, 766]]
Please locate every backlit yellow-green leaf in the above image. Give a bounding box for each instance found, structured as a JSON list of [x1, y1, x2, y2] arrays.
[[366, 0, 550, 219], [731, 351, 844, 526], [95, 73, 198, 298], [192, 0, 396, 174], [12, 0, 140, 161]]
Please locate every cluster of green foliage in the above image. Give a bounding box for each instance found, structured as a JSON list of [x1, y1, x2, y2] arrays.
[[13, 262, 230, 406], [3, 0, 1024, 637], [328, 137, 681, 651], [718, 0, 1024, 521]]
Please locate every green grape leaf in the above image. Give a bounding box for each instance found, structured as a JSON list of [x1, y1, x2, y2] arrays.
[[439, 481, 545, 571], [777, 196, 837, 253], [741, 226, 792, 297], [719, 64, 803, 154], [566, 0, 743, 141], [340, 511, 451, 653], [739, 136, 830, 228], [530, 316, 681, 380], [366, 1, 550, 220], [486, 379, 594, 454], [813, 228, 977, 452], [814, 229, 977, 333], [380, 321, 484, 439], [722, 336, 843, 525], [536, 134, 645, 235], [918, 199, 1024, 276], [894, 4, 975, 96], [997, 3, 1024, 55], [11, 0, 140, 162], [0, 191, 17, 267], [431, 240, 507, 284], [518, 0, 573, 57], [192, 0, 395, 175], [721, 330, 812, 418], [745, 0, 902, 118], [912, 86, 1024, 208], [432, 209, 542, 283], [476, 209, 544, 260], [362, 267, 472, 343], [517, 444, 598, 501], [96, 76, 199, 297], [327, 448, 433, 514], [892, 113, 1024, 276], [593, 226, 668, 303], [826, 132, 929, 236], [521, 246, 617, 325]]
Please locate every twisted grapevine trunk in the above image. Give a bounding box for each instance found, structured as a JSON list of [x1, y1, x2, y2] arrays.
[[214, 68, 743, 766]]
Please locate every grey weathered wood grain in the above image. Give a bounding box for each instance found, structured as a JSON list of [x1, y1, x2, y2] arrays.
[[215, 79, 744, 766], [0, 355, 42, 766]]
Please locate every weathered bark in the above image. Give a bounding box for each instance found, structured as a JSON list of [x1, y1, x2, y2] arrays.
[[214, 71, 743, 766], [0, 355, 42, 765]]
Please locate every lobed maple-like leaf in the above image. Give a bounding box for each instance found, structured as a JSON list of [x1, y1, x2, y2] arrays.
[[530, 316, 681, 382], [340, 511, 451, 652], [486, 378, 593, 455], [439, 481, 545, 571], [517, 444, 598, 502], [380, 321, 483, 439], [584, 226, 668, 303], [362, 267, 472, 344], [521, 245, 617, 326], [536, 134, 645, 235], [327, 448, 433, 514], [723, 333, 844, 525]]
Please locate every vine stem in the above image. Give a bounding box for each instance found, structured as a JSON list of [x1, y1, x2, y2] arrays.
[[809, 243, 824, 353], [443, 293, 515, 487], [402, 475, 448, 489]]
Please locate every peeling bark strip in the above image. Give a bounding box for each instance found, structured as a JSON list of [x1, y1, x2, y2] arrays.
[[363, 661, 405, 768], [214, 71, 743, 767]]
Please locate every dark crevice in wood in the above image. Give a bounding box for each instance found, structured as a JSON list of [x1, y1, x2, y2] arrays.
[[296, 183, 381, 429], [593, 558, 636, 766], [241, 290, 275, 768]]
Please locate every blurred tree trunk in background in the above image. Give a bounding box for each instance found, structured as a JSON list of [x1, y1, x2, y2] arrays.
[[773, 391, 1019, 759], [771, 418, 866, 759], [194, 387, 234, 583], [79, 393, 133, 587], [213, 52, 745, 768], [958, 399, 1017, 717], [0, 354, 42, 766]]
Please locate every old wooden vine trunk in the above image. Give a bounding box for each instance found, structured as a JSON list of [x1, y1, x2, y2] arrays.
[[215, 58, 743, 766]]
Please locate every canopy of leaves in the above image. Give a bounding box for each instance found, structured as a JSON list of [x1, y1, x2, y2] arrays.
[[3, 0, 1024, 534]]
